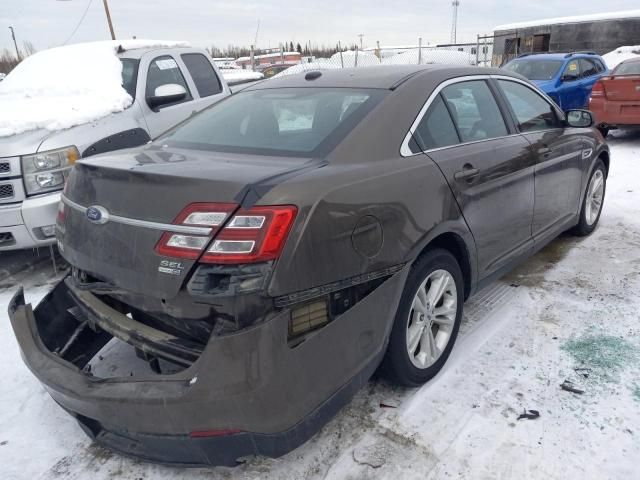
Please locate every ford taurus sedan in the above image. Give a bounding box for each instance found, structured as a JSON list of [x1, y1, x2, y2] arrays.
[[9, 65, 609, 467]]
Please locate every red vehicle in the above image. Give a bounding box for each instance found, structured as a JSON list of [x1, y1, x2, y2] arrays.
[[589, 57, 640, 136]]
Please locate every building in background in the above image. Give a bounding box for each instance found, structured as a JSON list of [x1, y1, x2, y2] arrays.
[[236, 51, 301, 69], [492, 10, 640, 66]]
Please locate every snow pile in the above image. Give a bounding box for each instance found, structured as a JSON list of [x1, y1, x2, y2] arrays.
[[383, 48, 475, 66], [602, 45, 640, 69], [272, 60, 342, 78], [221, 70, 264, 85], [329, 50, 381, 67], [0, 40, 188, 137]]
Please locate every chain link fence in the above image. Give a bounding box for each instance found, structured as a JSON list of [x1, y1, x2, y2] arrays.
[[219, 37, 503, 85], [221, 38, 497, 81]]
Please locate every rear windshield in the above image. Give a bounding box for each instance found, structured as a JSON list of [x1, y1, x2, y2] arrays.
[[613, 61, 640, 75], [503, 59, 563, 80], [162, 87, 385, 156], [120, 58, 139, 99]]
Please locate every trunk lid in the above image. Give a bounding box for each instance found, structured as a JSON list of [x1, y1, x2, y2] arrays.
[[601, 75, 640, 101], [59, 145, 315, 299]]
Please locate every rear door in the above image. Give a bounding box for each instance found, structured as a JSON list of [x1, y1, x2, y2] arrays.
[[578, 58, 603, 107], [412, 78, 535, 278], [141, 53, 198, 138], [495, 79, 584, 244]]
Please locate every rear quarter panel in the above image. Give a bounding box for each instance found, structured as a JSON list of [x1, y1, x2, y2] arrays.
[[259, 71, 478, 297]]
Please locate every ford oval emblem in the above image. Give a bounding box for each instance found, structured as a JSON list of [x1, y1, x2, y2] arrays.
[[86, 205, 109, 225]]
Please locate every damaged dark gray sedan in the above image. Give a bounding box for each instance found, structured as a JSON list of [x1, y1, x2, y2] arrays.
[[9, 65, 609, 467]]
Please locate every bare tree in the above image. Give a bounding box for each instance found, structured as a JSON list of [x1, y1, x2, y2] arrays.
[[0, 41, 37, 75]]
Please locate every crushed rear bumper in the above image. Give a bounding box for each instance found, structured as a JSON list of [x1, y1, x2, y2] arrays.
[[8, 266, 408, 466]]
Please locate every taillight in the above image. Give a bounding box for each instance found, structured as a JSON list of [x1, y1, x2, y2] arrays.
[[591, 80, 605, 98], [201, 205, 297, 264], [155, 203, 238, 259]]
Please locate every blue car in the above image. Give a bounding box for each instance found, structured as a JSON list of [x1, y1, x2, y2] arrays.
[[502, 52, 609, 110]]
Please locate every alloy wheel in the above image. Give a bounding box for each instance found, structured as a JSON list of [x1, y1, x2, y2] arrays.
[[406, 269, 458, 369], [585, 169, 604, 226]]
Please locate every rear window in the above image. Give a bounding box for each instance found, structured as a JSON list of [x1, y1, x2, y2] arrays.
[[120, 58, 139, 99], [162, 87, 385, 156], [181, 53, 223, 97], [503, 59, 563, 80], [614, 61, 640, 75]]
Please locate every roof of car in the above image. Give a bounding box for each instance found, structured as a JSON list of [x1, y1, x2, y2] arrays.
[[244, 65, 510, 90], [513, 52, 601, 61]]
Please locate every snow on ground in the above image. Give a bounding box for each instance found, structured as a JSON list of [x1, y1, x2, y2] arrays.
[[603, 46, 640, 70], [274, 48, 473, 78], [1, 131, 640, 479], [0, 40, 188, 137], [272, 60, 343, 78], [382, 48, 475, 66], [329, 51, 381, 67]]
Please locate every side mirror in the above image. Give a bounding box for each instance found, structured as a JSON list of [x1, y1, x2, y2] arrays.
[[566, 109, 594, 128], [147, 83, 187, 109]]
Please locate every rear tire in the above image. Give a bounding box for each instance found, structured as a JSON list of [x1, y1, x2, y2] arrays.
[[571, 160, 606, 236], [381, 249, 463, 387]]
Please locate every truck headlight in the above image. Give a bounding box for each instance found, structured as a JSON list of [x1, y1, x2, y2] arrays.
[[22, 146, 79, 196]]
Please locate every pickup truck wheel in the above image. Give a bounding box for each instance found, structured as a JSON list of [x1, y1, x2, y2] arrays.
[[382, 249, 463, 387], [571, 159, 606, 236]]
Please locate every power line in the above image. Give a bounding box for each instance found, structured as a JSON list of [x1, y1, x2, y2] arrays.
[[62, 0, 94, 46]]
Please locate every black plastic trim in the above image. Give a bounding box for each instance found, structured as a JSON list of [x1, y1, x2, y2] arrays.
[[82, 128, 151, 158], [274, 264, 406, 307]]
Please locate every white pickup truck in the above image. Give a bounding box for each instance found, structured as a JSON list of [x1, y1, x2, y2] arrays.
[[0, 42, 232, 250]]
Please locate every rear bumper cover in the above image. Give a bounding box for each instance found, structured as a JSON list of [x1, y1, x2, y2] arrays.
[[8, 265, 408, 466], [590, 99, 640, 126]]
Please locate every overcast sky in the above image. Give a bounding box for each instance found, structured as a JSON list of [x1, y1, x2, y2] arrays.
[[1, 1, 639, 53]]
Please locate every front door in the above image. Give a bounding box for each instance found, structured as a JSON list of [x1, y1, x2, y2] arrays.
[[412, 78, 535, 279], [141, 54, 199, 138], [557, 59, 582, 110], [496, 79, 584, 243]]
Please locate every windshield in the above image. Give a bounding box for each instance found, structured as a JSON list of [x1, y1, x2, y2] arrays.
[[613, 61, 640, 75], [163, 87, 385, 156], [503, 59, 564, 81], [120, 58, 139, 99]]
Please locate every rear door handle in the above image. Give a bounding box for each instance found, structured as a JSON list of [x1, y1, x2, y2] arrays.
[[454, 164, 479, 181]]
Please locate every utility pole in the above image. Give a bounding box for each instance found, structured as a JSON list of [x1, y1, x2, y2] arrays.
[[358, 33, 364, 50], [8, 26, 20, 60], [102, 0, 116, 40], [450, 0, 460, 44]]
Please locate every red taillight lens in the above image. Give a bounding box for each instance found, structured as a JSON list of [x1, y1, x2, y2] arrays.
[[591, 80, 605, 98], [155, 203, 238, 259], [201, 205, 297, 264]]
